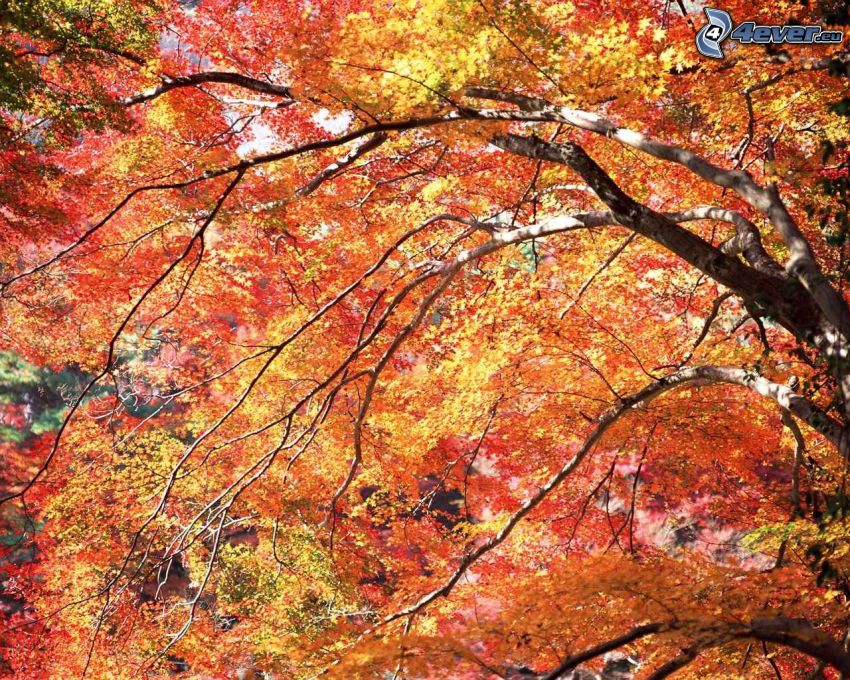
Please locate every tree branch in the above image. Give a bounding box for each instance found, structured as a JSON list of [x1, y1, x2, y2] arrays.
[[376, 366, 847, 630], [490, 133, 820, 345], [539, 622, 667, 679], [123, 72, 293, 106], [467, 85, 850, 338], [539, 616, 850, 680], [668, 206, 784, 277], [297, 133, 388, 196]]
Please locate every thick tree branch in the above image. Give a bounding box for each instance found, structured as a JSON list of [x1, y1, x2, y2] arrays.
[[490, 133, 820, 345], [467, 85, 850, 338], [539, 622, 667, 679], [539, 616, 850, 679], [745, 617, 850, 675], [123, 72, 294, 106], [0, 106, 780, 293], [668, 206, 784, 277]]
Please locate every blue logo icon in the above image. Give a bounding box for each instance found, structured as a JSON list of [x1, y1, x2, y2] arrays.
[[696, 7, 844, 59], [696, 8, 734, 58]]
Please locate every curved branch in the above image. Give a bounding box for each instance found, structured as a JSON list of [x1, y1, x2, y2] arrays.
[[643, 645, 705, 680], [746, 617, 850, 675], [490, 133, 819, 344], [328, 267, 460, 516], [123, 72, 293, 106], [2, 105, 779, 294], [0, 169, 245, 504], [668, 206, 784, 277], [297, 132, 388, 196], [0, 109, 519, 290], [376, 366, 847, 629], [539, 622, 667, 679], [746, 51, 850, 97], [539, 616, 850, 679], [467, 85, 850, 337]]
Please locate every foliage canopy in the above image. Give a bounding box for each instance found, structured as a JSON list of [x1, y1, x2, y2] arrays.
[[1, 0, 850, 678]]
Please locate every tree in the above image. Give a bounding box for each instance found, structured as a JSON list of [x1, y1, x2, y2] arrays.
[[1, 0, 849, 677]]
